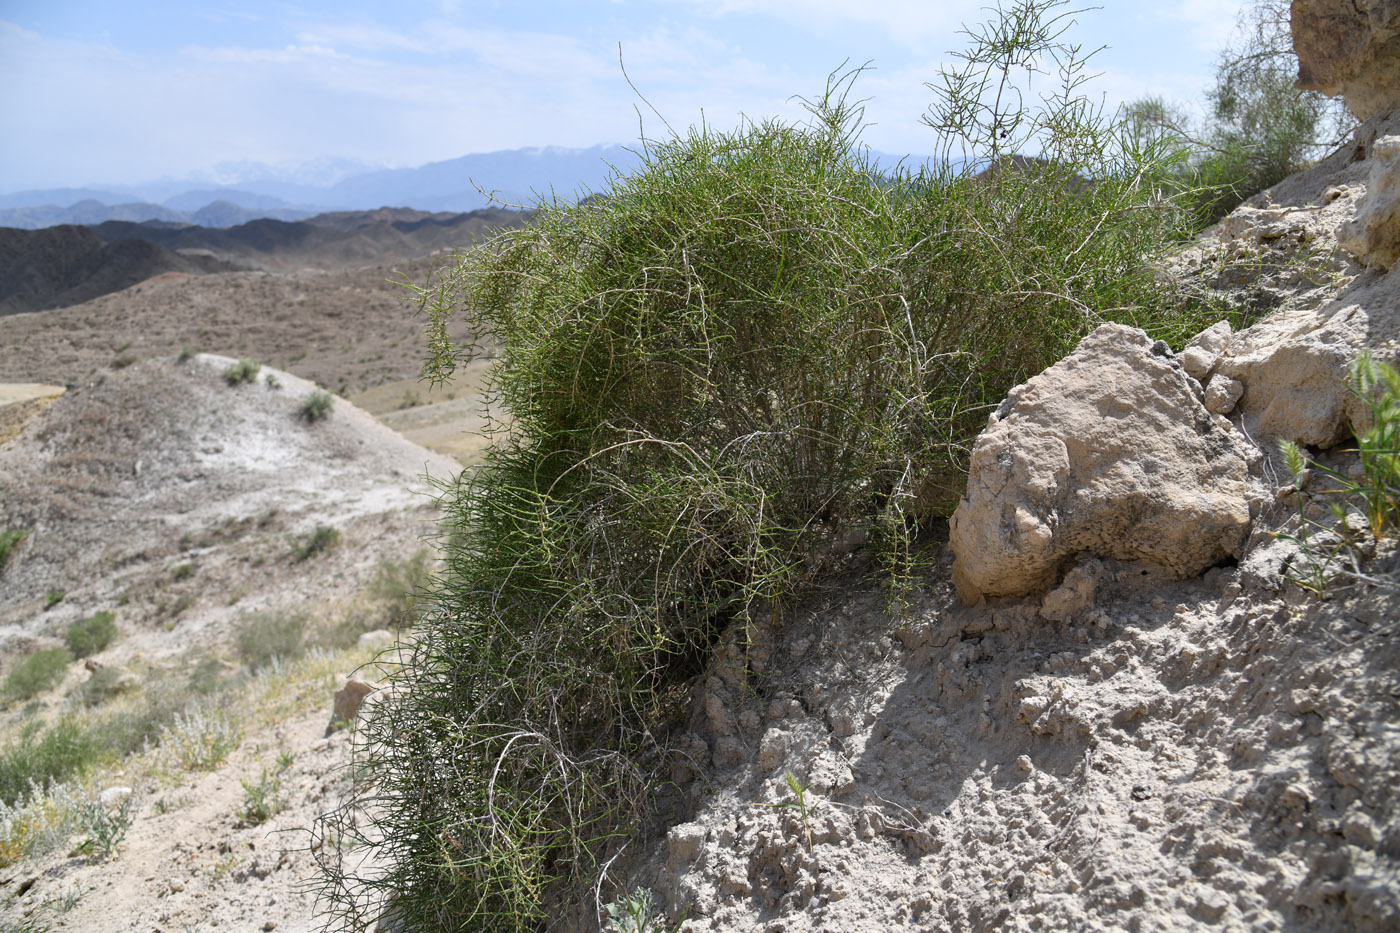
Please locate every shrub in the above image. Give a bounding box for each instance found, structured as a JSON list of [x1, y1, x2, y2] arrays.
[[300, 389, 334, 422], [320, 3, 1222, 927], [239, 767, 282, 825], [0, 529, 27, 572], [235, 610, 306, 671], [64, 611, 117, 659], [43, 590, 64, 609], [0, 721, 98, 806], [4, 648, 72, 702], [223, 357, 261, 386], [293, 525, 340, 562], [160, 705, 241, 770], [177, 346, 197, 363]]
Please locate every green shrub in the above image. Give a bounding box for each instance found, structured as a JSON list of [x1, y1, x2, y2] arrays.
[[43, 590, 64, 609], [239, 767, 282, 825], [4, 648, 72, 702], [223, 358, 261, 386], [177, 346, 197, 363], [64, 611, 117, 659], [235, 610, 306, 671], [0, 529, 27, 572], [0, 721, 98, 806], [293, 525, 340, 562], [320, 3, 1223, 928], [300, 389, 334, 422]]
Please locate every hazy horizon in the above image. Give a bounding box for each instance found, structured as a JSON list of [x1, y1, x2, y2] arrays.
[[2, 1, 1248, 192]]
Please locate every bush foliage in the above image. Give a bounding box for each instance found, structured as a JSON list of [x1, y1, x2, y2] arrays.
[[320, 3, 1227, 929], [64, 611, 117, 660]]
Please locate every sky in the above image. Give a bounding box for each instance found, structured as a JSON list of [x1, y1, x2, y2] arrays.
[[0, 0, 1248, 191]]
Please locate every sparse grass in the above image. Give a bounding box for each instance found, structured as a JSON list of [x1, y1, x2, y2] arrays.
[[177, 346, 197, 363], [0, 597, 392, 871], [171, 562, 196, 581], [264, 371, 281, 390], [300, 389, 334, 422], [4, 648, 71, 703], [64, 611, 117, 659], [0, 528, 28, 572], [43, 590, 64, 609], [292, 525, 340, 562], [223, 357, 261, 386]]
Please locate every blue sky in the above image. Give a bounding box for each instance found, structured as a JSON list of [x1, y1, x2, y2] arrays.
[[0, 0, 1246, 191]]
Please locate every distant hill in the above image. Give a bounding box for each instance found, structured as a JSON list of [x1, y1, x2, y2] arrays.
[[0, 207, 530, 316], [0, 198, 315, 230], [0, 225, 235, 316], [87, 206, 530, 271]]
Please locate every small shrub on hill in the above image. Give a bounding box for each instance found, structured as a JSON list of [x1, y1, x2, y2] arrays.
[[300, 389, 334, 422], [292, 524, 340, 562], [0, 721, 98, 806], [0, 529, 27, 572], [223, 358, 261, 386], [4, 648, 72, 703], [235, 610, 307, 671], [64, 611, 117, 659]]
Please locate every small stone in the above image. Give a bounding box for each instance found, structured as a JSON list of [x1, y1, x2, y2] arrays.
[[99, 786, 133, 809], [1204, 374, 1244, 415], [327, 675, 381, 735], [357, 629, 394, 652], [1015, 755, 1034, 775], [263, 923, 278, 932]]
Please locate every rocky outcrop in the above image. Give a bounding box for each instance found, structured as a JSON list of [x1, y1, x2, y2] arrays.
[[1292, 0, 1400, 120], [948, 324, 1255, 604], [1338, 134, 1400, 271]]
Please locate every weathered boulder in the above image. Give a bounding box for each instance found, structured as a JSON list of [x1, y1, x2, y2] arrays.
[[327, 674, 381, 735], [949, 324, 1254, 604], [1337, 134, 1400, 271], [1211, 270, 1400, 446], [1292, 0, 1400, 121]]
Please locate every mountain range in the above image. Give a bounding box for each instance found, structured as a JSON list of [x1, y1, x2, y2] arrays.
[[0, 145, 642, 230]]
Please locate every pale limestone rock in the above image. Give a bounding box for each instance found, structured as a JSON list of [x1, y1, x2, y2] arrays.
[[1337, 134, 1400, 271], [1181, 320, 1233, 381], [1204, 374, 1245, 414], [1292, 0, 1400, 121], [357, 628, 394, 652], [949, 324, 1253, 604], [1214, 269, 1400, 446], [99, 786, 133, 809], [1039, 556, 1106, 623]]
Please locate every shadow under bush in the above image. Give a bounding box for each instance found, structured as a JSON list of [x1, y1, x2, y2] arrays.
[[318, 18, 1227, 931]]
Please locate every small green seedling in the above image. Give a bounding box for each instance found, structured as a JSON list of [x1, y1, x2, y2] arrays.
[[767, 770, 814, 851]]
